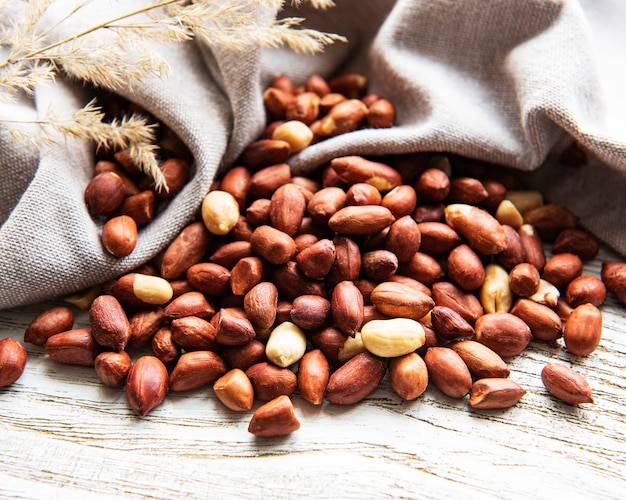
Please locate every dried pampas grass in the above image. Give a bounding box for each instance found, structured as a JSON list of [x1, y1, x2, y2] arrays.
[[0, 0, 344, 188]]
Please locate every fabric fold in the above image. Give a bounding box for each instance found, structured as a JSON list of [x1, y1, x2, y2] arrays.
[[1, 0, 625, 310]]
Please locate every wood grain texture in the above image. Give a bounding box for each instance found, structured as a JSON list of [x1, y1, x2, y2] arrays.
[[1, 247, 625, 500]]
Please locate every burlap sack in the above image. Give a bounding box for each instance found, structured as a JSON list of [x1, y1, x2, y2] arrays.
[[1, 0, 625, 310]]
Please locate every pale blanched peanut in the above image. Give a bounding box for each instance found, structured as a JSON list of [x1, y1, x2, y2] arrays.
[[201, 190, 240, 235], [529, 279, 560, 308], [480, 264, 513, 313], [337, 332, 367, 363], [495, 199, 524, 228], [272, 120, 314, 153], [138, 275, 174, 303], [64, 284, 103, 310], [360, 317, 425, 358], [132, 274, 174, 305], [265, 321, 307, 368]]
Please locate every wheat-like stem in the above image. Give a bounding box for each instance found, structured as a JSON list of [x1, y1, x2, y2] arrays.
[[1, 100, 166, 188], [0, 0, 181, 69], [2, 0, 345, 75], [295, 0, 336, 10], [1, 0, 346, 95]]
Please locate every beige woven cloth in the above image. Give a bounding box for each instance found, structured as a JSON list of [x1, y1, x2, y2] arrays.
[[1, 0, 625, 310]]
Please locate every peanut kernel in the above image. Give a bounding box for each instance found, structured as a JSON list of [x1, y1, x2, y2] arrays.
[[265, 321, 307, 368], [201, 190, 240, 235], [529, 279, 561, 308], [133, 275, 173, 305], [360, 317, 425, 358], [480, 264, 513, 313], [272, 120, 314, 153], [495, 199, 524, 228]]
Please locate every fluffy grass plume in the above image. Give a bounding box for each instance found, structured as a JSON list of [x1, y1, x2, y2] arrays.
[[0, 0, 344, 187]]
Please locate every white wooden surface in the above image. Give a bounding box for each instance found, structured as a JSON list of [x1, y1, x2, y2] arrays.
[[1, 247, 625, 500]]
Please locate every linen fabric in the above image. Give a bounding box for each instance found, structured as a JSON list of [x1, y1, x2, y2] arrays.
[[1, 0, 625, 309]]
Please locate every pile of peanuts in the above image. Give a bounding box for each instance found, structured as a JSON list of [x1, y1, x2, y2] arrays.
[[2, 72, 626, 438], [83, 97, 193, 258]]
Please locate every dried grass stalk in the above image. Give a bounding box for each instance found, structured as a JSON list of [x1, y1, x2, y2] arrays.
[[0, 0, 345, 187]]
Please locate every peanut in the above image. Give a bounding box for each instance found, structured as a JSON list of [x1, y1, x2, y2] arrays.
[[95, 351, 132, 387], [201, 190, 240, 236], [246, 362, 297, 402], [0, 338, 27, 387], [213, 368, 254, 411], [271, 120, 313, 153], [248, 395, 300, 437], [169, 351, 228, 392], [563, 303, 602, 356], [541, 363, 593, 405], [297, 349, 330, 405], [24, 306, 74, 346], [469, 378, 526, 409], [424, 347, 472, 398], [126, 356, 169, 416], [264, 321, 307, 368], [325, 352, 387, 405], [388, 352, 428, 401], [360, 317, 426, 358]]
